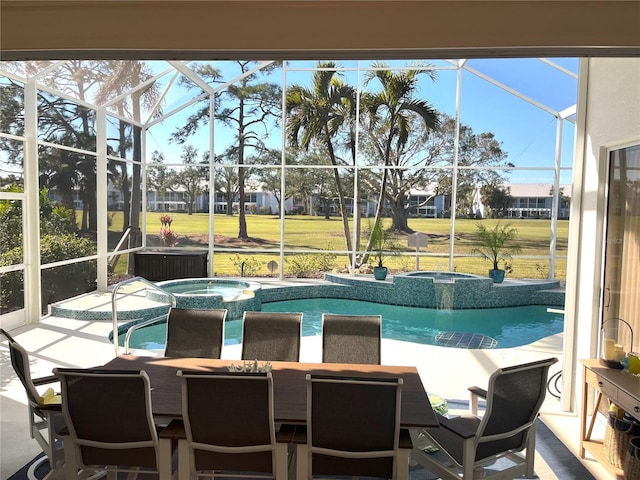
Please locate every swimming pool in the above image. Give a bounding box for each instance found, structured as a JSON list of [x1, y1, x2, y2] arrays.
[[116, 298, 563, 351]]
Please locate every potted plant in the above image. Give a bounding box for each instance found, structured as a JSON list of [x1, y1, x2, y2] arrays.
[[471, 222, 522, 283], [370, 218, 391, 280]]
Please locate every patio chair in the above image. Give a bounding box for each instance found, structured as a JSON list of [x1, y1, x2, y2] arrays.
[[241, 311, 302, 362], [409, 357, 559, 480], [321, 314, 382, 364], [164, 307, 227, 358], [176, 370, 290, 479], [54, 368, 173, 479], [296, 374, 407, 479], [1, 329, 66, 477]]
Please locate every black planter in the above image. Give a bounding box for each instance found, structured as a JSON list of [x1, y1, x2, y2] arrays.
[[374, 266, 388, 281]]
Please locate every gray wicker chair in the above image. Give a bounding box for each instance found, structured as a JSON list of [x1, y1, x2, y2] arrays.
[[176, 370, 290, 479], [410, 357, 558, 479], [321, 314, 382, 364], [164, 307, 227, 358], [241, 311, 302, 362]]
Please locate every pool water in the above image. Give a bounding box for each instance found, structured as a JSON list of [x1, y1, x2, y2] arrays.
[[117, 298, 563, 351], [160, 284, 246, 298]]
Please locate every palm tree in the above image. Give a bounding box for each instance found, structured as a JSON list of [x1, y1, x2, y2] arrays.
[[95, 61, 162, 234], [472, 222, 522, 273], [286, 62, 357, 258], [359, 64, 439, 259]]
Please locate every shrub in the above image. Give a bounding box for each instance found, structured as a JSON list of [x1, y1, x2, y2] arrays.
[[230, 254, 262, 276], [286, 255, 318, 277], [1, 185, 76, 253], [1, 234, 96, 313], [286, 249, 336, 278], [316, 243, 337, 272]]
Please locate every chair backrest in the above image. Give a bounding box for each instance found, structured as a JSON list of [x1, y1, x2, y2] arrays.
[[54, 368, 159, 470], [178, 370, 276, 474], [306, 374, 403, 477], [321, 314, 382, 364], [241, 311, 302, 362], [474, 357, 558, 461], [1, 328, 41, 407], [164, 308, 227, 358]]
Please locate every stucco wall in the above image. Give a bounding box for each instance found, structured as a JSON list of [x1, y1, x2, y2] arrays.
[[568, 58, 640, 410]]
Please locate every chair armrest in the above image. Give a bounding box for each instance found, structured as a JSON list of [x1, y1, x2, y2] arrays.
[[468, 386, 487, 398], [434, 414, 476, 440], [33, 374, 59, 387], [468, 386, 487, 415]]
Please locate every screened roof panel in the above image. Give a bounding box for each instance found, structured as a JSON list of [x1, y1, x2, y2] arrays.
[[359, 59, 454, 70], [465, 58, 578, 113], [141, 71, 208, 125], [184, 60, 280, 90], [0, 58, 578, 120], [285, 60, 360, 71], [0, 60, 58, 79]]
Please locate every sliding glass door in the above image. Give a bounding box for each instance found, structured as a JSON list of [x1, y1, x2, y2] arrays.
[[602, 144, 640, 350]]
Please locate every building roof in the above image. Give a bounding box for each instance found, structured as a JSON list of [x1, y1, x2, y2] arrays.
[[506, 183, 572, 197], [408, 183, 572, 198]]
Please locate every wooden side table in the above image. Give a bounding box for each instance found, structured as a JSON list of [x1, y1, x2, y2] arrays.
[[580, 359, 640, 480]]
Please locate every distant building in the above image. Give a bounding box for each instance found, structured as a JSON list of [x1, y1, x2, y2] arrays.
[[52, 181, 570, 220], [404, 183, 571, 219], [505, 183, 572, 220]]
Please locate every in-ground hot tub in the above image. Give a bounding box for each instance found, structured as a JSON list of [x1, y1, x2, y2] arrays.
[[149, 278, 262, 319]]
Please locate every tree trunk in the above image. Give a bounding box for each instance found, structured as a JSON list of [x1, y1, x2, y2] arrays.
[[238, 165, 247, 238], [81, 203, 88, 231], [119, 120, 131, 230], [361, 168, 388, 266], [226, 195, 233, 215], [324, 133, 352, 261], [129, 127, 142, 233], [237, 94, 249, 239], [390, 195, 414, 233]]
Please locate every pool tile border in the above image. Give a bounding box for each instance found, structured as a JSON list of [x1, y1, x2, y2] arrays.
[[52, 273, 565, 323]]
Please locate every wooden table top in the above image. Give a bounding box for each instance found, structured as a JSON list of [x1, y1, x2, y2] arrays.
[[99, 355, 438, 428]]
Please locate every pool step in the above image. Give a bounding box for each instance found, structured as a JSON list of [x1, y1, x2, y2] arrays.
[[50, 291, 170, 322]]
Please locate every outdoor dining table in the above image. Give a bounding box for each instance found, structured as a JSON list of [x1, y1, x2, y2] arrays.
[[99, 355, 439, 428], [74, 355, 438, 479]]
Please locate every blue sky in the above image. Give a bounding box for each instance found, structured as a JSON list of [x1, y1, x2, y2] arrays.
[[142, 58, 578, 185]]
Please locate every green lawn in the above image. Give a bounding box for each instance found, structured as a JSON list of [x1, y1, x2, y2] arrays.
[[107, 212, 569, 280]]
